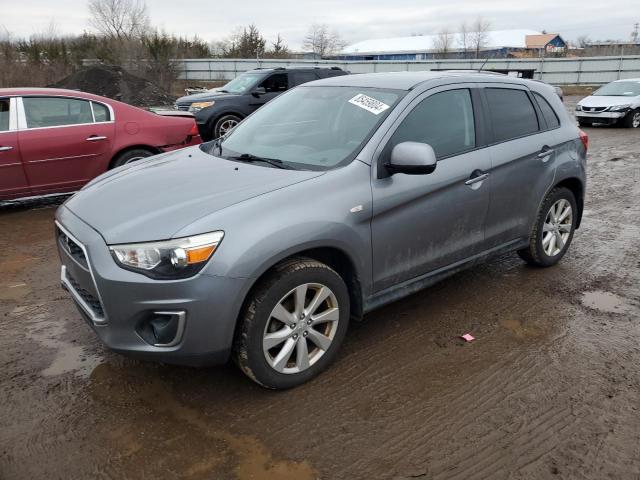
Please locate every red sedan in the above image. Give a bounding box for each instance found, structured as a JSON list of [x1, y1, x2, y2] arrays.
[[0, 88, 201, 201]]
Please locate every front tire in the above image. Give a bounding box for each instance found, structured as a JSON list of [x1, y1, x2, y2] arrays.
[[577, 119, 592, 127], [518, 187, 577, 267], [213, 114, 242, 138], [234, 258, 350, 389], [622, 108, 640, 128]]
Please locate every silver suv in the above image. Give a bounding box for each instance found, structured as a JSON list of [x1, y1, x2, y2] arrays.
[[56, 72, 587, 389]]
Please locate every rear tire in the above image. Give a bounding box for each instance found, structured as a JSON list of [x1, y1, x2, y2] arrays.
[[111, 148, 155, 168], [234, 257, 350, 389], [213, 114, 242, 138], [518, 187, 577, 268], [622, 108, 640, 128], [577, 119, 591, 127]]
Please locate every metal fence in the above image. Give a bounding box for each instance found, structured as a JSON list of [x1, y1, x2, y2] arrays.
[[176, 56, 640, 85]]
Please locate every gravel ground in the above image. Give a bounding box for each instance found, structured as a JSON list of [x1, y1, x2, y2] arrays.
[[1, 96, 639, 480]]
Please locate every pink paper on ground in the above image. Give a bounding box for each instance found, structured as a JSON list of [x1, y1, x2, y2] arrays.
[[461, 333, 475, 342]]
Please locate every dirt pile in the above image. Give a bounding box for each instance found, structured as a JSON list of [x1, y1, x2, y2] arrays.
[[51, 65, 175, 107]]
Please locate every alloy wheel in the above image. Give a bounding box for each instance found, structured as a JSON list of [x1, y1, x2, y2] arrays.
[[542, 199, 573, 257], [632, 112, 640, 128], [263, 283, 340, 374], [219, 119, 238, 136]]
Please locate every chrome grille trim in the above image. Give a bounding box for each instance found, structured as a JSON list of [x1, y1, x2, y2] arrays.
[[56, 220, 108, 324]]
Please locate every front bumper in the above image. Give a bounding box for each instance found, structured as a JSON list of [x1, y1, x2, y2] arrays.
[[55, 205, 250, 366], [575, 110, 626, 124]]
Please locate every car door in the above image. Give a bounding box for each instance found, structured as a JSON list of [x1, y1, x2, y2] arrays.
[[17, 96, 115, 194], [0, 97, 30, 199], [479, 85, 558, 248], [371, 85, 492, 292], [248, 73, 289, 112]]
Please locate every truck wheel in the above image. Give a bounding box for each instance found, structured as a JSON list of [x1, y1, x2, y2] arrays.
[[111, 148, 155, 168], [623, 109, 640, 128], [234, 258, 350, 389], [518, 187, 577, 268], [214, 114, 241, 138]]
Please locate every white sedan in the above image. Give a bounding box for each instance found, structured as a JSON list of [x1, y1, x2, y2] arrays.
[[575, 79, 640, 128]]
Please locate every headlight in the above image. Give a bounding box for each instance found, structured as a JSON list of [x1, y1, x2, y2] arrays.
[[575, 105, 582, 111], [189, 101, 215, 112], [609, 104, 631, 112], [109, 231, 224, 279]]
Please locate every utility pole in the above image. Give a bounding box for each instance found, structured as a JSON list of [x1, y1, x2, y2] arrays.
[[632, 23, 639, 44]]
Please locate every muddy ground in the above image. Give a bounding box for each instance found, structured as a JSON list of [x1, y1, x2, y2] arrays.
[[1, 97, 639, 480]]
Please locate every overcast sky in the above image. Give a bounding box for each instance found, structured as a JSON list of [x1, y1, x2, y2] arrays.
[[2, 0, 638, 49]]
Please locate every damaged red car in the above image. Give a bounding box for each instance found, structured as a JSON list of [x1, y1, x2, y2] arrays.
[[0, 88, 201, 201]]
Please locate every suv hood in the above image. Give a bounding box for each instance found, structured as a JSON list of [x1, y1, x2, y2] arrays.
[[64, 147, 324, 244], [176, 91, 239, 104], [579, 95, 639, 108]]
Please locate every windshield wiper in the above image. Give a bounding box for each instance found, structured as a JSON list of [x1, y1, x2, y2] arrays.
[[227, 153, 295, 170], [218, 89, 230, 93]]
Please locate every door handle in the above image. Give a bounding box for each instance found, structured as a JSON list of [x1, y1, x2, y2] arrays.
[[86, 135, 107, 142], [0, 146, 13, 152], [538, 146, 555, 160], [465, 170, 490, 186]]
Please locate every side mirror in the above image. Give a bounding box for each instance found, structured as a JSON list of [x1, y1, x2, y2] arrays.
[[385, 141, 437, 175], [252, 86, 266, 97]]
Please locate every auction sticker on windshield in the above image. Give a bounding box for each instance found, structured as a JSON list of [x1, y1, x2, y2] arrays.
[[349, 94, 391, 115]]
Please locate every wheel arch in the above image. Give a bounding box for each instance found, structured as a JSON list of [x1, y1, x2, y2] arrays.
[[554, 177, 585, 228], [109, 145, 161, 169], [235, 245, 364, 334]]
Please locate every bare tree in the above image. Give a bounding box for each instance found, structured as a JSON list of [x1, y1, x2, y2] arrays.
[[432, 28, 454, 59], [88, 0, 149, 40], [458, 21, 469, 58], [576, 35, 591, 48], [470, 17, 491, 59], [303, 24, 345, 57]]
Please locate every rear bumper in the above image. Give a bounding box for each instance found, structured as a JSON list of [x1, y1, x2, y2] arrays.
[[55, 205, 250, 367], [161, 135, 202, 152]]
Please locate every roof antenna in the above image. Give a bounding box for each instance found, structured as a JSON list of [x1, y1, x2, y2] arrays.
[[478, 57, 489, 72]]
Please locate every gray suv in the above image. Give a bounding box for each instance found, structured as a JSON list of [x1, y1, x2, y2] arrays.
[[56, 72, 587, 389]]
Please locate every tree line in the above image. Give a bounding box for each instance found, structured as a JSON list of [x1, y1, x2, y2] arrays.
[[0, 0, 345, 91]]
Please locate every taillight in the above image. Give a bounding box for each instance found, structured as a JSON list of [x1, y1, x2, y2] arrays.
[[579, 129, 588, 152], [188, 122, 199, 137]]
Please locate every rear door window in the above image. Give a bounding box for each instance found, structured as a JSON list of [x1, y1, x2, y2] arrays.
[[92, 102, 111, 122], [0, 99, 9, 131], [291, 71, 319, 86], [23, 97, 94, 128], [485, 88, 539, 142], [533, 92, 560, 129], [387, 89, 476, 159], [260, 73, 289, 93]]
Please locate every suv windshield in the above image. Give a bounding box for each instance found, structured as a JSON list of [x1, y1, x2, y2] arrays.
[[215, 73, 264, 94], [204, 86, 402, 170], [593, 81, 640, 97]]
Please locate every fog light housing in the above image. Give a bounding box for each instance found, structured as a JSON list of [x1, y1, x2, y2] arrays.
[[136, 311, 186, 347]]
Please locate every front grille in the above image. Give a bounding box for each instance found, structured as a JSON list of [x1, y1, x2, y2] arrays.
[[67, 273, 105, 318], [176, 104, 190, 111], [57, 228, 87, 266], [583, 106, 606, 113]]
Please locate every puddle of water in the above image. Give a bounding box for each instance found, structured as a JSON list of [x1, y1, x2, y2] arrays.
[[500, 318, 545, 339], [11, 304, 103, 378], [581, 291, 633, 314]]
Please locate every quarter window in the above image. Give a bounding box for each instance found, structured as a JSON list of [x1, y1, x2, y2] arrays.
[[485, 88, 539, 142], [23, 97, 94, 128], [533, 92, 560, 129], [92, 102, 111, 122], [0, 99, 9, 131], [387, 89, 476, 159]]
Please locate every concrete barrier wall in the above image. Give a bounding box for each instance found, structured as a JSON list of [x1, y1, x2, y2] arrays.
[[176, 56, 640, 85]]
